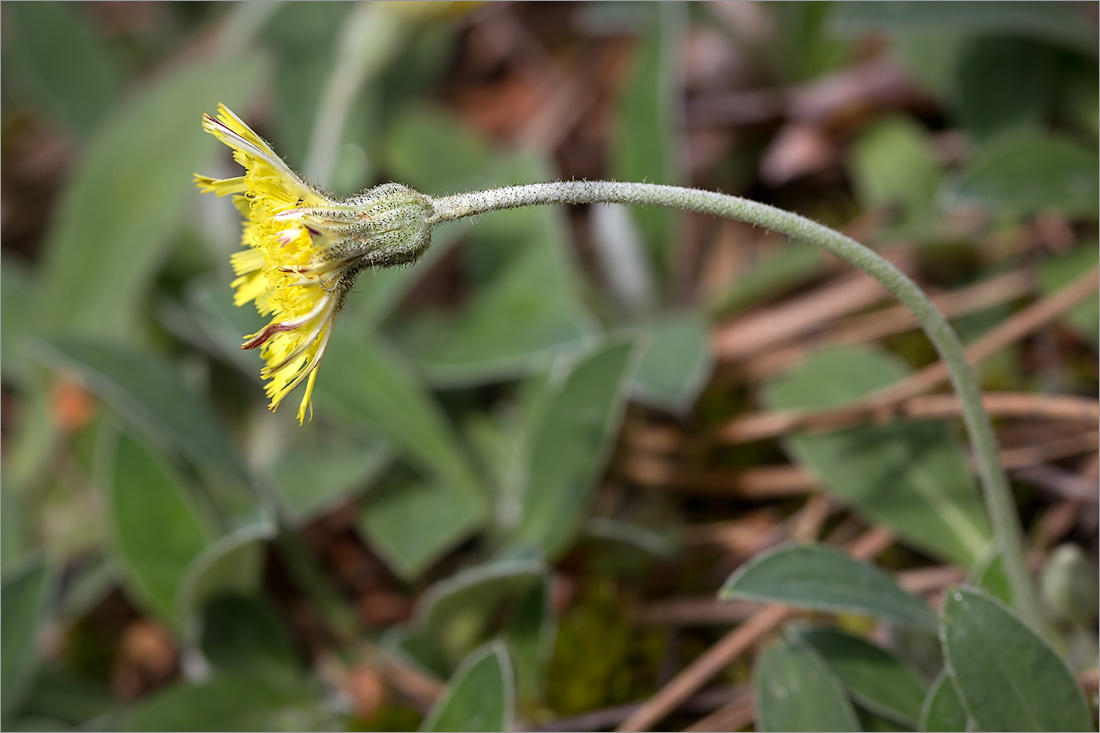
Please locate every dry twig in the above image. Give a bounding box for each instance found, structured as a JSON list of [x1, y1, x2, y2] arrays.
[[740, 269, 1032, 379], [715, 265, 1100, 445], [615, 527, 893, 731]]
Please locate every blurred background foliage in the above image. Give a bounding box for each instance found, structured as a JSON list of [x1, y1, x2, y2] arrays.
[[1, 2, 1097, 731]]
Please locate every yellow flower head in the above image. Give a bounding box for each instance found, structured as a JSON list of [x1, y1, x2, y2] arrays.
[[196, 104, 432, 424]]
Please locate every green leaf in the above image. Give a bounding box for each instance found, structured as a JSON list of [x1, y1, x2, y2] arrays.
[[920, 670, 970, 732], [630, 313, 712, 414], [5, 2, 122, 136], [857, 708, 910, 732], [951, 36, 1055, 143], [794, 626, 928, 727], [891, 34, 967, 98], [610, 3, 683, 277], [1040, 544, 1100, 629], [316, 334, 483, 502], [848, 116, 941, 223], [830, 2, 1098, 57], [753, 637, 860, 732], [385, 107, 595, 383], [271, 432, 390, 524], [1, 560, 53, 720], [18, 666, 117, 726], [357, 476, 485, 581], [261, 3, 353, 164], [383, 626, 450, 681], [764, 346, 991, 566], [124, 675, 324, 732], [1, 256, 36, 387], [178, 522, 273, 627], [413, 560, 543, 668], [767, 3, 855, 82], [509, 338, 639, 559], [200, 594, 303, 689], [400, 236, 595, 387], [721, 543, 938, 629], [504, 579, 555, 706], [421, 642, 514, 733], [969, 547, 1013, 605], [30, 339, 244, 478], [106, 431, 216, 629], [383, 105, 499, 195], [392, 145, 594, 386], [317, 335, 486, 576], [944, 133, 1100, 220], [178, 276, 266, 376], [0, 471, 33, 574], [1055, 52, 1100, 138], [38, 54, 265, 342], [1039, 245, 1099, 348], [940, 586, 1093, 731], [6, 715, 71, 731], [299, 4, 408, 188]]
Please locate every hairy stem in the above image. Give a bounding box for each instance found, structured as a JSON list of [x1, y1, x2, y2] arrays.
[[429, 180, 1043, 629]]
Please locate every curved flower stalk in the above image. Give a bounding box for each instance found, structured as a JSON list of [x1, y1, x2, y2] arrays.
[[196, 104, 431, 423], [197, 105, 1036, 627]]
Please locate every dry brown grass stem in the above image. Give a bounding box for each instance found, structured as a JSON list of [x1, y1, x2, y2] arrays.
[[682, 687, 755, 732], [716, 391, 1100, 446], [712, 264, 1098, 446], [621, 428, 1100, 500], [738, 268, 1031, 378], [614, 525, 893, 732]]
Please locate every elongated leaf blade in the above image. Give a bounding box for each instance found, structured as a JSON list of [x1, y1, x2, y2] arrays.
[[401, 239, 595, 387], [610, 3, 683, 277], [30, 339, 243, 477], [505, 579, 555, 706], [38, 55, 264, 342], [944, 133, 1100, 219], [271, 432, 390, 525], [1, 560, 53, 720], [794, 626, 927, 727], [630, 313, 712, 414], [17, 666, 118, 726], [754, 637, 860, 732], [721, 543, 938, 629], [106, 432, 216, 628], [6, 2, 122, 136], [421, 642, 514, 733], [200, 595, 303, 690], [831, 2, 1097, 57], [1038, 244, 1099, 348], [764, 346, 991, 566], [952, 37, 1055, 143], [177, 522, 273, 626], [124, 675, 323, 732], [848, 116, 941, 222], [413, 560, 543, 668], [316, 335, 482, 499], [387, 123, 595, 387], [940, 586, 1092, 732], [357, 477, 485, 581], [509, 338, 639, 559], [1, 256, 36, 387], [920, 670, 970, 732]]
